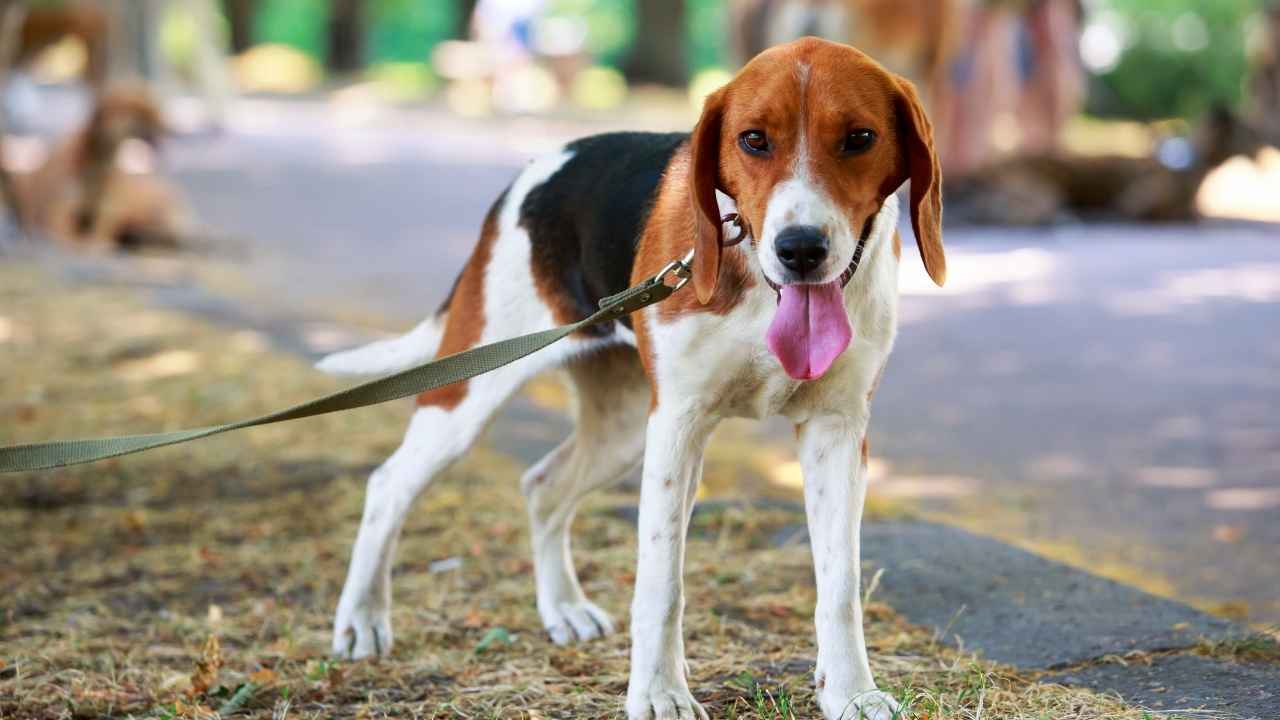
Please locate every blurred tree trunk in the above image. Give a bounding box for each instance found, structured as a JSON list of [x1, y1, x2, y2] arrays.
[[222, 0, 256, 54], [1251, 6, 1280, 146], [624, 0, 687, 86], [454, 0, 479, 40], [327, 0, 364, 73]]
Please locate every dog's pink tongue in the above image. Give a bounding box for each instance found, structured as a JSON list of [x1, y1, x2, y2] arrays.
[[766, 281, 853, 380]]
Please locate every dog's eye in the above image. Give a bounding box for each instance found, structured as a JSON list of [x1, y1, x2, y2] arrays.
[[843, 128, 877, 155], [739, 130, 770, 155]]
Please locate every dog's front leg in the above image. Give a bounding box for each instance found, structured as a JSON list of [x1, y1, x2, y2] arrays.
[[798, 415, 899, 720], [625, 405, 712, 720]]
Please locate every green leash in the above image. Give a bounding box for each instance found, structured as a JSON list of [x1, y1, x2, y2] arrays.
[[0, 256, 693, 474]]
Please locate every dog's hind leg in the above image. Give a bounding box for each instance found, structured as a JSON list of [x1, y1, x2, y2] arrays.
[[331, 360, 532, 659], [332, 150, 600, 658], [523, 347, 649, 645]]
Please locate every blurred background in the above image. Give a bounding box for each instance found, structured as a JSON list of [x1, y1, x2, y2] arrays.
[[1, 0, 1277, 628]]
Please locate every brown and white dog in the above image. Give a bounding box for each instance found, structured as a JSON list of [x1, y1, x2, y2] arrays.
[[5, 85, 192, 250], [318, 38, 944, 720]]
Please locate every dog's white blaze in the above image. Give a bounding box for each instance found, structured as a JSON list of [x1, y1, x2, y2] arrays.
[[758, 112, 858, 285]]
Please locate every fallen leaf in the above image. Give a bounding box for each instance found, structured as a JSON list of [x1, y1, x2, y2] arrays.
[[189, 635, 223, 697], [248, 668, 277, 685]]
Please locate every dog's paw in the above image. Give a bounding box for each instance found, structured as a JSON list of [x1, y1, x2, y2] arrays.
[[541, 599, 614, 645], [625, 685, 709, 720], [819, 688, 901, 720], [331, 606, 392, 659]]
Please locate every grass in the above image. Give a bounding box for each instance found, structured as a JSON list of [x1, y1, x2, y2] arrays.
[[0, 262, 1216, 719]]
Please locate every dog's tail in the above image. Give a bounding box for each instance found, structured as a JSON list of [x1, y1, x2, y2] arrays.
[[315, 313, 446, 376]]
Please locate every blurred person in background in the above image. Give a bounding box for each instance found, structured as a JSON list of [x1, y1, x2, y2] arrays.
[[941, 0, 1084, 174], [109, 0, 232, 131]]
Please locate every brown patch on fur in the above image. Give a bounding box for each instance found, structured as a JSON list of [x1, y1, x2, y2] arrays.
[[416, 198, 501, 409], [892, 229, 902, 260], [861, 436, 870, 466], [635, 149, 755, 321], [632, 149, 755, 407]]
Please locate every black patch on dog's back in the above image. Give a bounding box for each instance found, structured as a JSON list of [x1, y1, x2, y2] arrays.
[[520, 132, 688, 334]]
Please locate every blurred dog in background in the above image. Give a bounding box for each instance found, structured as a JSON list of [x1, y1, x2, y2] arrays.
[[3, 85, 193, 250]]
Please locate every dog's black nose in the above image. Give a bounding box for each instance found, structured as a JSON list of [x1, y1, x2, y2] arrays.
[[775, 225, 829, 275]]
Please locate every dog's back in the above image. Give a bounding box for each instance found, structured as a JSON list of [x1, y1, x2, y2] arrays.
[[518, 132, 688, 331]]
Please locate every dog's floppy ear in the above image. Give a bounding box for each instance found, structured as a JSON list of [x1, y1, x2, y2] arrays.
[[892, 78, 946, 286], [689, 88, 727, 304]]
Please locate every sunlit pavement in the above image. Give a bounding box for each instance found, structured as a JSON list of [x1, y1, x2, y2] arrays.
[[52, 92, 1279, 624]]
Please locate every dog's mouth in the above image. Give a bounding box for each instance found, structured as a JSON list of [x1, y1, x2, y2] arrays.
[[762, 235, 869, 381]]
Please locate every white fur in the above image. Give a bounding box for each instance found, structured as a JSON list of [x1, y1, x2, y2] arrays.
[[329, 137, 907, 720], [315, 315, 444, 376]]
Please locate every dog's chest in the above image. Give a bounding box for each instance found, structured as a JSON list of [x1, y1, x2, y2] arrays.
[[647, 282, 895, 422]]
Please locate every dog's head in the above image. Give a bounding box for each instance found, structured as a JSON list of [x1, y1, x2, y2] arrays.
[[84, 86, 167, 159], [687, 37, 945, 378]]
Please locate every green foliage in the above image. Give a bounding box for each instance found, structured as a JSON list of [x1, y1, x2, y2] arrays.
[[1089, 0, 1263, 119], [368, 0, 457, 64], [229, 0, 734, 76], [548, 0, 635, 66], [254, 0, 328, 59], [688, 0, 731, 71]]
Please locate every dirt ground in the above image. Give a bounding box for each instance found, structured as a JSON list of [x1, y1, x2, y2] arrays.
[[0, 261, 1211, 719]]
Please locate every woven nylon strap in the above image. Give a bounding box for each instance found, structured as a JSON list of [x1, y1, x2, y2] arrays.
[[0, 264, 687, 473]]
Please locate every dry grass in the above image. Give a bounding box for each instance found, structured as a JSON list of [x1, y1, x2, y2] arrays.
[[2, 263, 1174, 719]]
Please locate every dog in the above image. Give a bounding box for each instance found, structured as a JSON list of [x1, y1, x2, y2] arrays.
[[317, 37, 945, 720], [4, 84, 192, 250]]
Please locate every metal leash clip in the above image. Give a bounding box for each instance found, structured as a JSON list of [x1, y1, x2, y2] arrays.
[[655, 253, 694, 291]]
